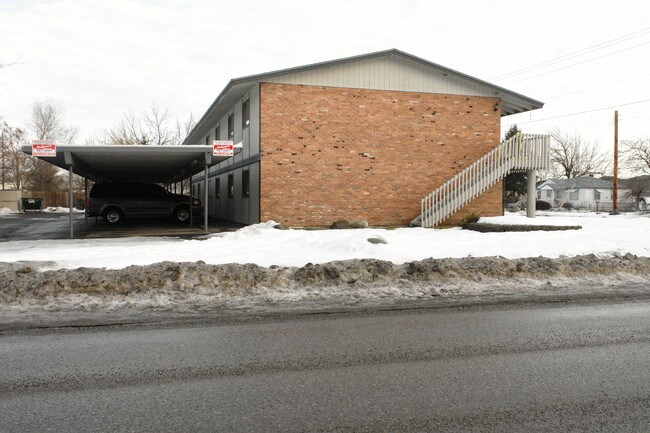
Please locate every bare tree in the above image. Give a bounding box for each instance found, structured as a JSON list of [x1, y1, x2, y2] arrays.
[[623, 176, 650, 210], [88, 104, 195, 146], [30, 99, 79, 144], [25, 99, 78, 191], [549, 128, 610, 178], [621, 138, 650, 175], [1, 121, 30, 189]]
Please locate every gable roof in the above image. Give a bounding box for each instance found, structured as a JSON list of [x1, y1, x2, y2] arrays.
[[183, 49, 544, 145], [541, 177, 616, 190]]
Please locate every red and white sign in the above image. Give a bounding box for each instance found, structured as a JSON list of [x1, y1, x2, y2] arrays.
[[32, 140, 57, 157], [213, 140, 234, 157]]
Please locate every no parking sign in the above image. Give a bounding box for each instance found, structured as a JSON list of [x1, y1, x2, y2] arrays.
[[32, 140, 57, 157], [213, 141, 234, 157]]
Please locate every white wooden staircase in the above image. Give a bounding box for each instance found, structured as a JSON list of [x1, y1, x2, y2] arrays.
[[419, 134, 550, 227]]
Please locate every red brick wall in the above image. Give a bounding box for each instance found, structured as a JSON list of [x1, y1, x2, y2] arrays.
[[259, 83, 503, 226]]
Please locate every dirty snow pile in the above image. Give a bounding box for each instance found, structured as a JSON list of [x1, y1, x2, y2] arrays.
[[1, 211, 650, 318], [0, 207, 13, 216], [1, 255, 649, 315]]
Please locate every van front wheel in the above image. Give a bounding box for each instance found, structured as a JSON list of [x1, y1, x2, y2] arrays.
[[174, 206, 190, 223]]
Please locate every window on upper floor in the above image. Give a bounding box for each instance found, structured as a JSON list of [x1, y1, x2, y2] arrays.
[[228, 173, 234, 198], [205, 135, 210, 146], [228, 114, 234, 140], [215, 177, 220, 199], [242, 99, 250, 129], [215, 126, 220, 140]]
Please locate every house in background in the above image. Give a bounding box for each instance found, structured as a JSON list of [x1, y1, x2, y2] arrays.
[[185, 49, 547, 227], [537, 177, 632, 211], [603, 175, 650, 210]]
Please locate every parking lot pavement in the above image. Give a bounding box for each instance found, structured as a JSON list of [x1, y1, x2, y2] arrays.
[[0, 212, 237, 241]]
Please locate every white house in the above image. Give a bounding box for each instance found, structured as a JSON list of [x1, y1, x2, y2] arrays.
[[537, 177, 632, 211]]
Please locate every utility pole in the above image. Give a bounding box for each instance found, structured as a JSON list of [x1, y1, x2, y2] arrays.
[[613, 110, 618, 212], [1, 125, 5, 190]]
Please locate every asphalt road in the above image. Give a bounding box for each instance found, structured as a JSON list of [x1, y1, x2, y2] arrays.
[[0, 212, 236, 240], [1, 299, 648, 432]]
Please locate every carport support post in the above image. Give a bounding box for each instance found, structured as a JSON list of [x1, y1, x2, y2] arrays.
[[203, 153, 211, 234], [526, 169, 536, 218], [84, 176, 88, 225], [189, 176, 193, 226], [64, 152, 74, 238]]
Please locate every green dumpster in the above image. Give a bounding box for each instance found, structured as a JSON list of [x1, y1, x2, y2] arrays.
[[21, 198, 43, 212]]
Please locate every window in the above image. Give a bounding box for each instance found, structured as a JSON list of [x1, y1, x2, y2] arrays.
[[228, 173, 234, 198], [215, 126, 220, 140], [594, 189, 601, 201], [205, 134, 210, 146], [197, 183, 201, 198], [228, 114, 234, 140], [242, 170, 250, 198], [215, 177, 220, 199], [242, 99, 250, 128], [537, 191, 541, 199], [569, 190, 579, 201], [545, 190, 552, 199]]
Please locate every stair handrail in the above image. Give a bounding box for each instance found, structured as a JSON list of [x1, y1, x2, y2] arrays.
[[420, 134, 550, 227]]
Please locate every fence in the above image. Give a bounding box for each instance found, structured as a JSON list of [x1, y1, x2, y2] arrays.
[[22, 191, 86, 209]]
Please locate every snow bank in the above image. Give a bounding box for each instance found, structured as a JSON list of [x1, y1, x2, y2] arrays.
[[0, 212, 649, 270], [0, 207, 14, 216], [1, 254, 649, 311], [42, 206, 84, 213]]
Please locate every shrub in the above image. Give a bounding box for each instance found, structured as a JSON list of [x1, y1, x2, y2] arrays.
[[536, 200, 551, 210], [460, 213, 481, 228], [561, 202, 573, 210]]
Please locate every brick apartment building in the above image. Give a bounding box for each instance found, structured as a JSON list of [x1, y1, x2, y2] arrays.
[[185, 49, 543, 226]]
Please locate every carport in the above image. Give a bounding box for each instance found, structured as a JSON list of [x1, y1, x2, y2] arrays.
[[21, 144, 236, 238]]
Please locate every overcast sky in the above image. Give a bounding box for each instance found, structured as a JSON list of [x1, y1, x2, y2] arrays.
[[1, 0, 650, 156]]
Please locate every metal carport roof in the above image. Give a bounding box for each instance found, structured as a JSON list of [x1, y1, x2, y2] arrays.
[[21, 144, 227, 184], [21, 144, 234, 237]]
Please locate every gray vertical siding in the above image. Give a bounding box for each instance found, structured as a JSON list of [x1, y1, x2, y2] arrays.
[[265, 55, 494, 98], [193, 84, 261, 225]]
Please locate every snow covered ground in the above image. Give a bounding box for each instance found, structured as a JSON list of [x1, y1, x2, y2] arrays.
[[0, 206, 83, 215], [1, 211, 649, 270]]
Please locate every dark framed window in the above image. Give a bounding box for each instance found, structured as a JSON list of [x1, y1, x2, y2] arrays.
[[215, 126, 220, 140], [228, 114, 234, 140], [242, 170, 250, 198], [205, 135, 210, 146], [215, 177, 220, 199], [242, 99, 250, 129], [228, 173, 234, 198]]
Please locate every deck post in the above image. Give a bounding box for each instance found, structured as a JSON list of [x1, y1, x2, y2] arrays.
[[527, 169, 536, 218]]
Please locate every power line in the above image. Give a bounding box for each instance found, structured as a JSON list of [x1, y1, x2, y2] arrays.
[[502, 98, 650, 129], [502, 40, 650, 85], [491, 26, 650, 80], [544, 73, 650, 100]]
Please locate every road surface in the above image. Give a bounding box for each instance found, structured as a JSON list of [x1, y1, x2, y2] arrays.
[[1, 299, 648, 432]]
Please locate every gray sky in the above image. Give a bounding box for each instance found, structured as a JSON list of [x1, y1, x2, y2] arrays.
[[1, 0, 650, 157]]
